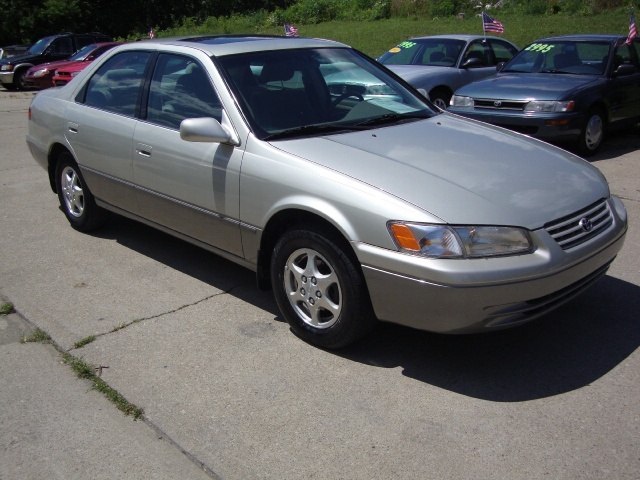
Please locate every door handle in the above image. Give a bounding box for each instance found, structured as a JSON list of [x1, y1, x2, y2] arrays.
[[67, 122, 79, 134], [136, 143, 152, 157]]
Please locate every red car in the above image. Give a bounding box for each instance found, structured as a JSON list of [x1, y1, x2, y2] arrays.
[[24, 42, 121, 89]]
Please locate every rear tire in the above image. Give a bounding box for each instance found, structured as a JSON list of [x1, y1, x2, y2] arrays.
[[55, 152, 107, 232], [270, 225, 376, 349], [577, 108, 605, 157]]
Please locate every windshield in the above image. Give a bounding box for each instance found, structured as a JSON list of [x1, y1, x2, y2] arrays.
[[28, 37, 56, 55], [217, 47, 435, 140], [69, 44, 96, 61], [378, 38, 466, 67], [503, 40, 611, 75]]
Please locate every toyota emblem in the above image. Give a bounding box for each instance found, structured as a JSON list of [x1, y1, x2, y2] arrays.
[[579, 217, 593, 232]]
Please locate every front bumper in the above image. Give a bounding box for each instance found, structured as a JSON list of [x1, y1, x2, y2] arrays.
[[357, 196, 627, 333], [0, 70, 15, 86], [447, 107, 584, 144]]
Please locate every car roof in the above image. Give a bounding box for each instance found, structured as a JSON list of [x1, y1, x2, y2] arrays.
[[532, 34, 626, 43], [125, 35, 350, 57], [408, 34, 507, 41]]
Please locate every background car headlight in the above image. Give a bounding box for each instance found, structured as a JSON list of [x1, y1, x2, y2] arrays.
[[388, 222, 532, 258], [450, 95, 474, 107], [31, 69, 50, 77], [524, 100, 574, 113], [1, 64, 14, 71], [71, 71, 80, 77]]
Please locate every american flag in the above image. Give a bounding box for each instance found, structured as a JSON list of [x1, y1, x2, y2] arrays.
[[284, 24, 299, 37], [149, 29, 154, 39], [626, 11, 637, 45], [482, 11, 504, 34]]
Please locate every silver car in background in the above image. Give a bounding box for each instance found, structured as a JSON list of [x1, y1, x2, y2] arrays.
[[26, 35, 626, 348], [378, 34, 519, 108]]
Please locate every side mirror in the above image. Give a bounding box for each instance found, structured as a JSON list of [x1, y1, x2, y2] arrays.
[[461, 57, 484, 69], [612, 63, 636, 77], [496, 61, 506, 72], [180, 117, 239, 145]]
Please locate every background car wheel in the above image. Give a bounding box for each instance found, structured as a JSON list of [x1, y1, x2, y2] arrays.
[[55, 152, 107, 232], [578, 107, 605, 157], [13, 69, 28, 90], [270, 225, 376, 349], [429, 87, 451, 110]]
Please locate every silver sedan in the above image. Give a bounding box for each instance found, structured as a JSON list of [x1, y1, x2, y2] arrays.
[[26, 36, 627, 348], [378, 34, 519, 108]]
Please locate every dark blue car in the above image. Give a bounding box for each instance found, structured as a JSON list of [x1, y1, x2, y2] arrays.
[[448, 35, 640, 156]]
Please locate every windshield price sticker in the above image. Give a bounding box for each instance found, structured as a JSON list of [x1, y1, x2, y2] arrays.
[[525, 43, 555, 53], [391, 41, 417, 53]]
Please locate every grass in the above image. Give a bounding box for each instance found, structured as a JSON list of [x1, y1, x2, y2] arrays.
[[0, 301, 15, 315], [21, 325, 144, 419], [156, 9, 631, 57], [74, 335, 97, 349]]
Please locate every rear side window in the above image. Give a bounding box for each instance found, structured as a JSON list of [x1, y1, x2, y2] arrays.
[[84, 51, 151, 117], [50, 38, 74, 56]]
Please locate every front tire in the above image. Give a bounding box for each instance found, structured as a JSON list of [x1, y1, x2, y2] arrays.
[[270, 226, 376, 349], [577, 108, 605, 156], [429, 87, 451, 110], [55, 152, 107, 232]]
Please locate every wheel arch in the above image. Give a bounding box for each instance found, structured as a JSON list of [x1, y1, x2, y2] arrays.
[[47, 143, 73, 193], [256, 208, 358, 291]]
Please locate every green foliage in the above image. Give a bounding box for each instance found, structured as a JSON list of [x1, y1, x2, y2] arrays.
[[0, 302, 15, 315]]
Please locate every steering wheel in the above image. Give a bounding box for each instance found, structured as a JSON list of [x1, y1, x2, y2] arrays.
[[441, 57, 455, 65], [331, 92, 364, 107]]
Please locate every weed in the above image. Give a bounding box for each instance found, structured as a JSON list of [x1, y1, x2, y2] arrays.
[[74, 335, 96, 349], [0, 301, 15, 315], [22, 328, 51, 344]]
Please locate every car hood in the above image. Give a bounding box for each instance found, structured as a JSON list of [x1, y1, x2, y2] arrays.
[[27, 59, 71, 72], [386, 64, 451, 83], [272, 114, 608, 229], [456, 72, 599, 100], [53, 60, 87, 72]]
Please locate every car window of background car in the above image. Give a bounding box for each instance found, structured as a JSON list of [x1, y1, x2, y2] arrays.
[[487, 39, 519, 64], [462, 41, 491, 67], [612, 41, 639, 71], [146, 54, 222, 129], [379, 39, 465, 67], [69, 44, 95, 61], [83, 51, 152, 116], [74, 36, 96, 51], [26, 37, 54, 55], [50, 38, 73, 56]]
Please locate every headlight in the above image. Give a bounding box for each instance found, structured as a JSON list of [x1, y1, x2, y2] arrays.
[[388, 222, 532, 258], [1, 64, 14, 71], [450, 95, 474, 107], [71, 71, 80, 77], [31, 69, 50, 77], [524, 100, 574, 113]]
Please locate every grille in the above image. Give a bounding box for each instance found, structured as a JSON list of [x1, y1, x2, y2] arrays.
[[473, 98, 527, 111], [545, 199, 612, 249]]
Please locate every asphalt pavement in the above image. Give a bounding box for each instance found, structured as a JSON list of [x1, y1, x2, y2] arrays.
[[1, 89, 639, 479]]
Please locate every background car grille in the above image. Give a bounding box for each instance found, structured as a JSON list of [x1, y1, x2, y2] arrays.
[[545, 199, 612, 249], [473, 98, 527, 110]]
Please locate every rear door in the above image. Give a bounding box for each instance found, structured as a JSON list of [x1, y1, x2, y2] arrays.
[[65, 50, 152, 214]]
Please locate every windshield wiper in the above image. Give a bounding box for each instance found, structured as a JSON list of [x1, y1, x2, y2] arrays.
[[353, 111, 430, 127], [539, 69, 580, 75], [263, 123, 361, 141]]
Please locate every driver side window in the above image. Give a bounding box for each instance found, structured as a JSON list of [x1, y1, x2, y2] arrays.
[[146, 54, 222, 129]]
